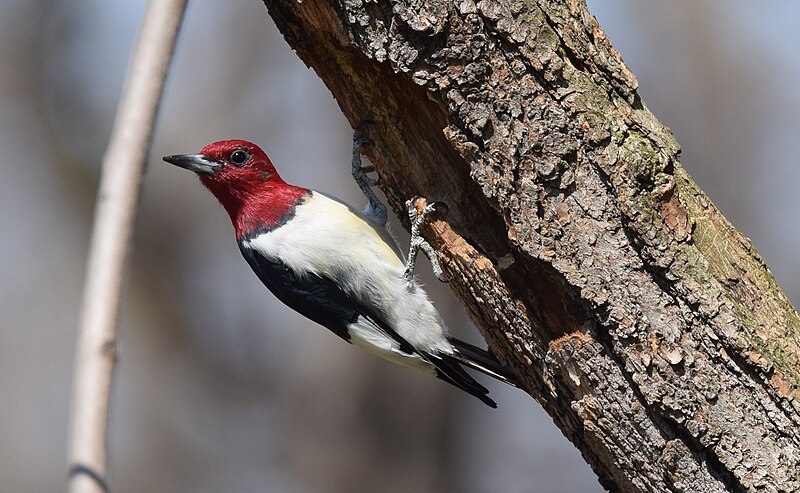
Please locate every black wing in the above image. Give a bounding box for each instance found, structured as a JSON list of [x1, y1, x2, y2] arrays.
[[239, 244, 358, 342]]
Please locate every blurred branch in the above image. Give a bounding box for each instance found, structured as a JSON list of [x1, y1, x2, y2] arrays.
[[67, 1, 187, 492], [262, 0, 800, 491]]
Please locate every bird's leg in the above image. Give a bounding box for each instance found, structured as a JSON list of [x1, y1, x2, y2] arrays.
[[404, 197, 449, 286], [352, 122, 388, 227]]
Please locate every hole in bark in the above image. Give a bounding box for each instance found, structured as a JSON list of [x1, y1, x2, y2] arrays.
[[498, 250, 590, 343]]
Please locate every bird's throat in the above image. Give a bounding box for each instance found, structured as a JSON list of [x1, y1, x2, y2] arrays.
[[201, 177, 309, 239]]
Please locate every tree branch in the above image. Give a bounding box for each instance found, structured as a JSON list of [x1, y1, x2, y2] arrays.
[[262, 0, 800, 491], [67, 2, 187, 491]]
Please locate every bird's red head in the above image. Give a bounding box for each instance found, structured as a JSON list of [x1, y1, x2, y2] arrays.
[[164, 139, 309, 237], [196, 139, 282, 189]]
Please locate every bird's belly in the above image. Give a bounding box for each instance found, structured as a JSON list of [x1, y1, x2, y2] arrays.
[[243, 198, 453, 354]]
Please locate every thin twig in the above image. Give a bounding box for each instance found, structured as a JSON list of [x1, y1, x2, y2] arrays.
[[67, 1, 188, 492]]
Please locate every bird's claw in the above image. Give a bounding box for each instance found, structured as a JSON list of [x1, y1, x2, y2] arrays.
[[352, 121, 387, 226], [404, 196, 450, 286], [352, 119, 374, 167]]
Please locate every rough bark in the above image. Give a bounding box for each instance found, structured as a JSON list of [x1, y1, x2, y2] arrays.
[[261, 0, 800, 491]]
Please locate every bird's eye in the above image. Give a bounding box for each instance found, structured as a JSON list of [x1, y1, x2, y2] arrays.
[[229, 149, 249, 165]]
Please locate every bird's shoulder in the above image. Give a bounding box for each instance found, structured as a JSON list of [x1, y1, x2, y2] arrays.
[[308, 191, 404, 260], [242, 190, 403, 263]]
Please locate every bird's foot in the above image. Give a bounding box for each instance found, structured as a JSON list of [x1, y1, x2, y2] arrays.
[[404, 196, 449, 287], [352, 120, 387, 226]]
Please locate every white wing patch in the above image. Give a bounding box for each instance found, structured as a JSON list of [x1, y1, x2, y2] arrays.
[[347, 316, 437, 375]]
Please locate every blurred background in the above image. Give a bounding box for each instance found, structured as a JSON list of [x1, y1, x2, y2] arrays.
[[1, 1, 798, 492]]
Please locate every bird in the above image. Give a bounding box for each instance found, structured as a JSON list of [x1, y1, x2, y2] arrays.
[[163, 137, 519, 407]]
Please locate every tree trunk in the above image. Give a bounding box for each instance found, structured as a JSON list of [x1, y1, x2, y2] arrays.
[[261, 0, 800, 491]]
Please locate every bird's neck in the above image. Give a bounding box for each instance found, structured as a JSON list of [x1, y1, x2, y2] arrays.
[[203, 179, 309, 239]]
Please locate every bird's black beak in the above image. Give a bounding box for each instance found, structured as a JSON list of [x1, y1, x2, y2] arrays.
[[163, 154, 220, 175]]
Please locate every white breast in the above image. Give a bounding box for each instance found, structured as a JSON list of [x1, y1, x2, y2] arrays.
[[241, 191, 453, 354]]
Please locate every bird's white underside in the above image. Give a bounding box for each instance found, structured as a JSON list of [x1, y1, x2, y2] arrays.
[[241, 191, 453, 366]]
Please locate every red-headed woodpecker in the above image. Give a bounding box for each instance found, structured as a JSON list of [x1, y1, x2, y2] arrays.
[[163, 137, 518, 407]]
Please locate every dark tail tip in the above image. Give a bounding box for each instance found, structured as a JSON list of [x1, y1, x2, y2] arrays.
[[449, 337, 521, 388]]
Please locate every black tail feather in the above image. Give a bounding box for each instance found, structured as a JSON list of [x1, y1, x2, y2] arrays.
[[448, 338, 521, 388], [428, 354, 497, 408]]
